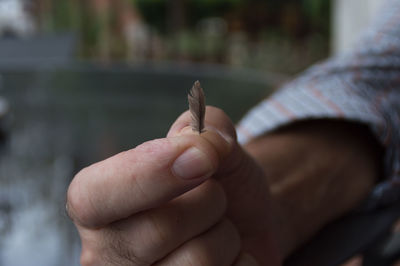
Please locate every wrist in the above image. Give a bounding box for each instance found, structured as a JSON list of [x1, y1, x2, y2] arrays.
[[245, 119, 383, 258]]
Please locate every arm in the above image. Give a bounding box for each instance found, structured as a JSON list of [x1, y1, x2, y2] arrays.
[[244, 119, 383, 256], [238, 0, 400, 210], [67, 108, 383, 265]]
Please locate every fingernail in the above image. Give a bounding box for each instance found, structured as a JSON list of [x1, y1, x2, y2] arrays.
[[172, 147, 214, 179]]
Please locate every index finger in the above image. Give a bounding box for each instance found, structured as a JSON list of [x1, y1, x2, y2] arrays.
[[67, 133, 230, 229]]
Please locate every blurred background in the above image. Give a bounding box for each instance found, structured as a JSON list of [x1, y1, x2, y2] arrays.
[[21, 0, 330, 73], [0, 0, 388, 266]]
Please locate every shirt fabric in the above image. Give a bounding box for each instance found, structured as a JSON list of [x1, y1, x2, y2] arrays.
[[237, 0, 400, 210]]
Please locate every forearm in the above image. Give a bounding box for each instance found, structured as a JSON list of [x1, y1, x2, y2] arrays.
[[237, 1, 400, 220], [244, 119, 383, 258]]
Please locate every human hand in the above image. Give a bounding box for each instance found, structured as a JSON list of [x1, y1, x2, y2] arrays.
[[245, 119, 382, 255], [67, 106, 282, 266]]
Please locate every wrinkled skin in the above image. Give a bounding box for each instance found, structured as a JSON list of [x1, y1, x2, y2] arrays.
[[67, 106, 381, 266]]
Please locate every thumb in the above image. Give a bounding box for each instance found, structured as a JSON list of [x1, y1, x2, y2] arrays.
[[169, 107, 282, 265], [167, 106, 249, 176]]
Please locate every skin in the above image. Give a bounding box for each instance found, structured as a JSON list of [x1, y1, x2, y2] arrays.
[[67, 106, 382, 266]]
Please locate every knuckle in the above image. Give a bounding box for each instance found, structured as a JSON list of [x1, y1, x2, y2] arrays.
[[66, 177, 82, 222], [108, 233, 151, 266], [105, 225, 154, 266], [81, 243, 149, 266], [124, 211, 176, 262], [142, 213, 170, 251], [88, 229, 147, 266], [66, 168, 98, 227], [80, 248, 99, 266]]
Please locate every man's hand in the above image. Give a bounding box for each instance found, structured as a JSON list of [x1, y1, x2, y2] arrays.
[[67, 106, 281, 266], [67, 106, 382, 266]]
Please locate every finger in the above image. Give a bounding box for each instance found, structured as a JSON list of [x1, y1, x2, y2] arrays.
[[233, 252, 260, 266], [168, 106, 245, 177], [155, 218, 241, 266], [82, 180, 227, 265], [167, 106, 237, 143], [67, 134, 229, 228]]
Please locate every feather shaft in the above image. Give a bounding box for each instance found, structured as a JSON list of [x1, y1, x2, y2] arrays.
[[188, 80, 206, 133]]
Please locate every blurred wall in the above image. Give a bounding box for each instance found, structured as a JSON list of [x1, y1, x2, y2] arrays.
[[332, 0, 385, 54]]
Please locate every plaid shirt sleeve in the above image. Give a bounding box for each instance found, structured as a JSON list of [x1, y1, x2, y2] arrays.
[[236, 0, 400, 209]]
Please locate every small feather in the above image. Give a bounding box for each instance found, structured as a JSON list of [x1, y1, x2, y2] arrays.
[[188, 80, 206, 134]]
